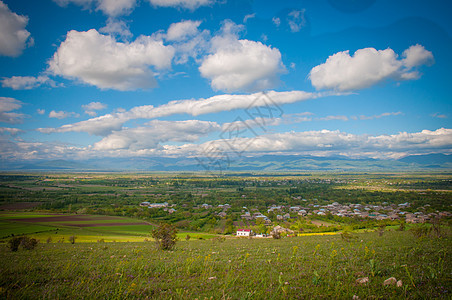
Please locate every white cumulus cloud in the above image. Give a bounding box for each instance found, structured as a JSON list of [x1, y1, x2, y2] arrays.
[[166, 20, 202, 41], [358, 111, 402, 120], [0, 0, 32, 57], [96, 0, 136, 16], [49, 110, 80, 119], [190, 128, 452, 159], [148, 0, 214, 10], [287, 9, 306, 33], [243, 13, 255, 23], [0, 97, 26, 124], [165, 20, 209, 64], [310, 45, 434, 92], [99, 18, 132, 40], [54, 0, 136, 17], [402, 44, 434, 69], [0, 127, 23, 136], [48, 29, 175, 91], [37, 90, 318, 136], [82, 101, 107, 116], [1, 75, 57, 90], [94, 119, 220, 150], [199, 21, 286, 92], [38, 113, 127, 136], [317, 115, 349, 121], [7, 127, 452, 160]]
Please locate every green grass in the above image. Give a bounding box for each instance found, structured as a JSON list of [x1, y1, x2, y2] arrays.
[[176, 232, 216, 240], [0, 221, 56, 238], [86, 224, 155, 236], [0, 230, 450, 299], [0, 212, 58, 220]]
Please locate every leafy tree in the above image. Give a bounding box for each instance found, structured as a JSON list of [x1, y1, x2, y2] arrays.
[[151, 223, 178, 250]]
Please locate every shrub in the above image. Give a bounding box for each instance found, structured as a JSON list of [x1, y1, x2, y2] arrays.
[[185, 234, 191, 241], [8, 236, 38, 251], [68, 236, 77, 244], [411, 219, 443, 239], [21, 236, 38, 250], [211, 236, 225, 243], [8, 237, 22, 252], [151, 223, 178, 250], [271, 231, 281, 239], [397, 221, 406, 231], [340, 231, 355, 242], [377, 224, 386, 236], [430, 217, 442, 237], [410, 224, 430, 238]]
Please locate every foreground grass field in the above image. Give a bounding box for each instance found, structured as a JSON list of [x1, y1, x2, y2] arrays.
[[0, 230, 450, 299]]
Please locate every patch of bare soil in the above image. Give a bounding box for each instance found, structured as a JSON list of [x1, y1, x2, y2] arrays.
[[8, 214, 120, 223], [68, 222, 150, 227], [0, 202, 43, 210]]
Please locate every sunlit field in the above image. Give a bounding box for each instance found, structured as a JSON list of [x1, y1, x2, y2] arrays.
[[1, 230, 450, 299]]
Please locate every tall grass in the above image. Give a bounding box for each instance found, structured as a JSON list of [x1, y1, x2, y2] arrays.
[[0, 230, 450, 299]]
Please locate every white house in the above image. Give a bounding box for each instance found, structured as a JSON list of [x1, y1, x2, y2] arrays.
[[236, 229, 252, 237], [148, 202, 168, 208]]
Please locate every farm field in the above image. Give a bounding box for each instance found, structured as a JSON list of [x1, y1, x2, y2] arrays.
[[0, 230, 450, 299], [0, 172, 451, 298], [0, 212, 215, 243], [0, 213, 153, 242]]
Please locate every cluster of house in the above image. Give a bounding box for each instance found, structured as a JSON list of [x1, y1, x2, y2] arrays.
[[241, 202, 451, 224], [140, 200, 451, 224], [198, 203, 231, 218], [240, 211, 271, 223], [236, 225, 294, 238], [139, 201, 176, 214], [196, 203, 231, 210]]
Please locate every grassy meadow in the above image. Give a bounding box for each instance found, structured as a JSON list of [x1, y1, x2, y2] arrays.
[[0, 230, 451, 299], [0, 172, 451, 298]]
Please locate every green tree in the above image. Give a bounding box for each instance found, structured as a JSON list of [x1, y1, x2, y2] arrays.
[[151, 223, 178, 250]]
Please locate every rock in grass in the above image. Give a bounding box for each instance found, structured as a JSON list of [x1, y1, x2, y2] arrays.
[[383, 277, 397, 286], [356, 277, 369, 285], [397, 280, 403, 287]]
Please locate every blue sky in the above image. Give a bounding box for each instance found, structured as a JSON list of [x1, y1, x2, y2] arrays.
[[0, 0, 451, 163]]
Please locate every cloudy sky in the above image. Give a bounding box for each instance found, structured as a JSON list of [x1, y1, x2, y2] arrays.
[[0, 0, 451, 163]]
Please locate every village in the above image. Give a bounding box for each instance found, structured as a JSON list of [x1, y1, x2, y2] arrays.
[[139, 198, 452, 237]]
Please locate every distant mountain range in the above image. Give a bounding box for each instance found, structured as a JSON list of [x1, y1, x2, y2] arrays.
[[0, 153, 451, 172]]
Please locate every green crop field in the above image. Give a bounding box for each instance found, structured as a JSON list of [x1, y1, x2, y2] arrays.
[[86, 224, 155, 235], [0, 221, 56, 239], [0, 212, 215, 244], [0, 230, 450, 299]]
